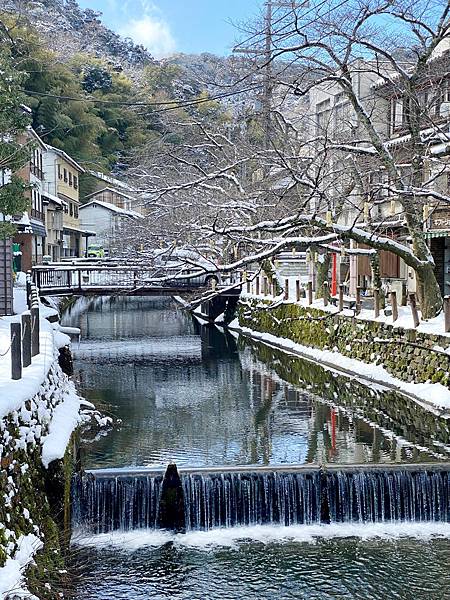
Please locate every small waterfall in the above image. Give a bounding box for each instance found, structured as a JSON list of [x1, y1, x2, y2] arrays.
[[72, 473, 163, 534], [326, 470, 450, 523], [71, 466, 450, 534], [182, 471, 322, 530]]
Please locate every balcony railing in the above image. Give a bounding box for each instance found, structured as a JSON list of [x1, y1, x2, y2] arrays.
[[31, 208, 45, 223], [30, 165, 44, 180]]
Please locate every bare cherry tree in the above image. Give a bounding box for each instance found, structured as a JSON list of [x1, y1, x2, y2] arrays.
[[126, 0, 450, 318]]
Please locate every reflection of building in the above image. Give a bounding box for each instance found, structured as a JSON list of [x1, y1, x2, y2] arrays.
[[43, 146, 93, 258]]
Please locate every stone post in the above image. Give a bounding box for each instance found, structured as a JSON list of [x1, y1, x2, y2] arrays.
[[409, 293, 420, 328], [21, 313, 32, 368], [11, 322, 22, 380], [391, 290, 398, 322]]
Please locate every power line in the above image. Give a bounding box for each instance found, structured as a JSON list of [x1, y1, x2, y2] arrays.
[[21, 83, 264, 112]]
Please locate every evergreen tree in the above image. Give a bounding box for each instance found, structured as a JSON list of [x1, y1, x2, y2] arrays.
[[0, 48, 31, 239]]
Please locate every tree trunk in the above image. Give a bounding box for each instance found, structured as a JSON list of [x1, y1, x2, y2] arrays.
[[407, 214, 442, 318], [416, 262, 442, 319], [315, 252, 330, 299], [370, 252, 385, 308], [262, 259, 281, 295]]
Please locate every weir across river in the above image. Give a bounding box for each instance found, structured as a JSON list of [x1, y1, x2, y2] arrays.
[[66, 296, 450, 599], [72, 462, 450, 534]]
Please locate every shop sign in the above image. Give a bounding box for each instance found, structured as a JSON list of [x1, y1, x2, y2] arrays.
[[430, 209, 450, 230]]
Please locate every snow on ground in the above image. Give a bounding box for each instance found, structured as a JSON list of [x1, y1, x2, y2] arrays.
[[243, 279, 450, 339], [0, 288, 72, 420], [0, 315, 56, 419], [231, 321, 450, 413], [0, 534, 42, 599], [41, 385, 83, 468], [0, 285, 88, 597]]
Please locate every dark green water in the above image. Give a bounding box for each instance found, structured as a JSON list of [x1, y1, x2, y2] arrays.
[[63, 296, 450, 599]]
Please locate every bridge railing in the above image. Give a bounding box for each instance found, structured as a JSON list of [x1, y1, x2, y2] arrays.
[[32, 266, 213, 292]]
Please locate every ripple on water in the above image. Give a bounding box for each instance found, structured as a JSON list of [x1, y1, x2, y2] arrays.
[[71, 524, 450, 599]]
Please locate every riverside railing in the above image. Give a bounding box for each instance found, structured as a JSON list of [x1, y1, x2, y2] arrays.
[[247, 275, 450, 334], [32, 265, 214, 294], [9, 274, 40, 381]]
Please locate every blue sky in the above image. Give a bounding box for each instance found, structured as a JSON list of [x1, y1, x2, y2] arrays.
[[77, 0, 263, 57]]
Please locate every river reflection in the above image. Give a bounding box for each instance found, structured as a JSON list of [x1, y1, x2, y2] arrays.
[[65, 296, 450, 600], [63, 296, 446, 469]]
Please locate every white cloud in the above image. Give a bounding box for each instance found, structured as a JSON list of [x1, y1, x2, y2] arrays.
[[119, 15, 176, 57]]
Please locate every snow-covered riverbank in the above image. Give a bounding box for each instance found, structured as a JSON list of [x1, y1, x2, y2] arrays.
[[0, 288, 84, 599]]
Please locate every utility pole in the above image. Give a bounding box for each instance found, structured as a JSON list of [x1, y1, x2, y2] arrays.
[[262, 0, 273, 149], [233, 1, 306, 150]]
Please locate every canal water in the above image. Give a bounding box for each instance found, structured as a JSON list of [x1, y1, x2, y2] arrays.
[[63, 296, 450, 599]]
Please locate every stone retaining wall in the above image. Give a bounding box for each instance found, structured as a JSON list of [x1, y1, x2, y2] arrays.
[[0, 360, 76, 599], [238, 298, 450, 388]]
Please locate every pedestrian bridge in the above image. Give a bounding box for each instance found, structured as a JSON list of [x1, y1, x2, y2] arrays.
[[31, 264, 232, 296]]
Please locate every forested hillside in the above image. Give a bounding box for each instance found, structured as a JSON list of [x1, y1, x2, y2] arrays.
[[0, 0, 235, 198]]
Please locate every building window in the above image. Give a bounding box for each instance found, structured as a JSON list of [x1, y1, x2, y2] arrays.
[[58, 164, 62, 180], [69, 171, 72, 186], [74, 204, 79, 218], [73, 175, 78, 190], [316, 98, 331, 133], [391, 98, 404, 132], [70, 202, 73, 217], [64, 168, 68, 183]]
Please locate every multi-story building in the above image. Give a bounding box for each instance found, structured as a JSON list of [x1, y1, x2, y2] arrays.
[[84, 187, 138, 213], [43, 146, 92, 257], [372, 43, 450, 297], [12, 127, 47, 271], [307, 60, 399, 294], [86, 170, 143, 214], [79, 200, 142, 255], [42, 190, 66, 262]]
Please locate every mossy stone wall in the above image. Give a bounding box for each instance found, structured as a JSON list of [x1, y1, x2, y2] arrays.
[[0, 363, 74, 599], [243, 338, 450, 449]]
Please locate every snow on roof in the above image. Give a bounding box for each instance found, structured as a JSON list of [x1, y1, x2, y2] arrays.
[[45, 145, 85, 173], [41, 190, 68, 207], [12, 212, 31, 227], [26, 127, 47, 149], [85, 187, 136, 201], [88, 170, 137, 192], [80, 199, 142, 219]]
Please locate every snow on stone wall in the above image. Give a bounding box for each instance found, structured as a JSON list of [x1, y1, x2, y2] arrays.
[[0, 359, 82, 598]]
